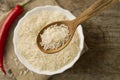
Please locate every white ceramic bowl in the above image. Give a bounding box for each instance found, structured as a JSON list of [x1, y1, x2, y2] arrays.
[[13, 5, 84, 75]]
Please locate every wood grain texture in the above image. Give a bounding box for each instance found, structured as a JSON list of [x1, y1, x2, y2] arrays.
[[0, 0, 120, 80], [49, 0, 120, 80]]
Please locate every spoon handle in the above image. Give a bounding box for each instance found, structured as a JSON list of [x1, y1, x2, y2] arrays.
[[73, 0, 118, 27]]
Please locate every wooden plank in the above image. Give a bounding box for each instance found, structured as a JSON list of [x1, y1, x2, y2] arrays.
[[50, 0, 120, 80]]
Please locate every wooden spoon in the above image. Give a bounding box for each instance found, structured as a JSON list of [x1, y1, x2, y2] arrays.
[[37, 0, 118, 54]]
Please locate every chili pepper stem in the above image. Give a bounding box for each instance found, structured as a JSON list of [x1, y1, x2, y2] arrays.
[[21, 0, 32, 8]]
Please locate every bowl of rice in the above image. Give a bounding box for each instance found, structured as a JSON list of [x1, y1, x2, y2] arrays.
[[13, 5, 84, 75]]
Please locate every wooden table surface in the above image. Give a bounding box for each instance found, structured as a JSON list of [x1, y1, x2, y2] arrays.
[[0, 0, 120, 80]]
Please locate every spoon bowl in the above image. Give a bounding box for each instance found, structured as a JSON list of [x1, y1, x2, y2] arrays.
[[37, 20, 75, 53]]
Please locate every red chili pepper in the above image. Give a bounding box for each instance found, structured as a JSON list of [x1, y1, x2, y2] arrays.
[[0, 0, 32, 75]]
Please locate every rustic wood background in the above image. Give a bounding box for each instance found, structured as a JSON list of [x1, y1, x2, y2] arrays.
[[0, 0, 120, 80]]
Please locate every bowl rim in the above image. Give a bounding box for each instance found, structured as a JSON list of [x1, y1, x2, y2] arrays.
[[13, 5, 84, 75]]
